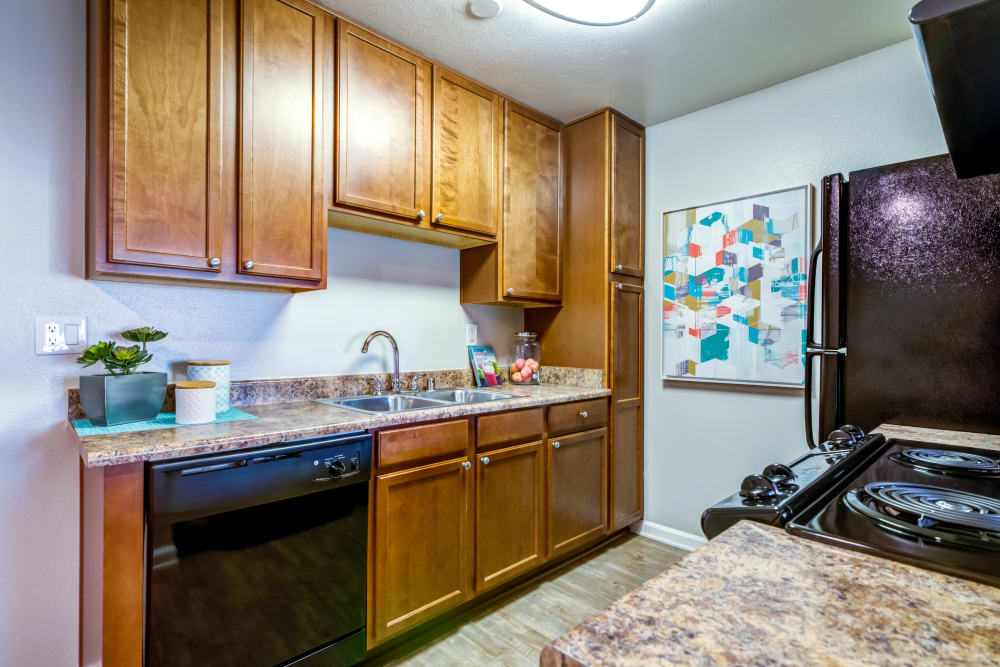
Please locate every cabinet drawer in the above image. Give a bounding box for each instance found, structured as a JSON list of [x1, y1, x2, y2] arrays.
[[548, 399, 608, 436], [477, 408, 544, 450], [377, 419, 469, 468]]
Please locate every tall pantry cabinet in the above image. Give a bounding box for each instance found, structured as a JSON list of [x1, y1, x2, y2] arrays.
[[526, 108, 645, 531]]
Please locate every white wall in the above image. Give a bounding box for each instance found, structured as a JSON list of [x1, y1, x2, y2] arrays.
[[0, 1, 522, 663], [642, 40, 949, 539]]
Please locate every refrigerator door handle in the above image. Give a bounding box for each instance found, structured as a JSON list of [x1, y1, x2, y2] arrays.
[[805, 241, 841, 449]]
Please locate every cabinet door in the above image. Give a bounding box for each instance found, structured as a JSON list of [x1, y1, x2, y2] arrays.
[[336, 21, 431, 222], [547, 429, 607, 558], [239, 0, 327, 281], [611, 280, 644, 529], [431, 68, 501, 236], [503, 102, 562, 302], [373, 457, 473, 642], [476, 441, 545, 591], [108, 0, 223, 271], [610, 115, 644, 278]]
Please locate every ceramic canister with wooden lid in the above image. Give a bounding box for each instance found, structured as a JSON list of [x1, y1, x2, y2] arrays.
[[175, 381, 217, 424], [186, 360, 231, 413]]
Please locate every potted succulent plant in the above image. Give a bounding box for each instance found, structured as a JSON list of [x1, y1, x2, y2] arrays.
[[76, 326, 169, 426]]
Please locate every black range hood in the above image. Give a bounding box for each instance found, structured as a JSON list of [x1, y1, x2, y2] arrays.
[[910, 0, 1000, 178]]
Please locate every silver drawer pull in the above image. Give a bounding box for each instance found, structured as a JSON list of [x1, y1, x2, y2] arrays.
[[462, 461, 472, 470], [615, 264, 623, 271], [481, 456, 490, 465], [552, 441, 560, 449], [578, 411, 588, 418]]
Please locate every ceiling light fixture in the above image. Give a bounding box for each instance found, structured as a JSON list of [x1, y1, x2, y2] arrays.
[[523, 0, 655, 26]]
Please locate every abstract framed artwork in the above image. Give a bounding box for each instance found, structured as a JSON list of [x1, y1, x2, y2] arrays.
[[661, 185, 811, 387]]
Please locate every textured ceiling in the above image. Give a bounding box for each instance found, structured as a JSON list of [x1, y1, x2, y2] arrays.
[[319, 0, 917, 126]]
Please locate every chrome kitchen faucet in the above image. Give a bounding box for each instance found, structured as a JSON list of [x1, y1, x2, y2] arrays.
[[361, 330, 402, 393]]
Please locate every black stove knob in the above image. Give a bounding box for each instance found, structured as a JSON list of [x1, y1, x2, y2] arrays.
[[762, 463, 797, 486], [739, 474, 780, 501], [825, 429, 857, 450], [840, 424, 866, 439], [328, 459, 347, 477]]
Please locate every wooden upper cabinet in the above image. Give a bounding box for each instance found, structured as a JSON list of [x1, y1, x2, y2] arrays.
[[610, 114, 644, 278], [476, 441, 546, 591], [336, 21, 432, 222], [239, 0, 327, 281], [108, 0, 223, 271], [373, 457, 473, 643], [430, 68, 502, 236], [503, 102, 563, 301]]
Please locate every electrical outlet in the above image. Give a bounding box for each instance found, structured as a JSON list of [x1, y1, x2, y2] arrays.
[[465, 323, 478, 346], [35, 316, 87, 355]]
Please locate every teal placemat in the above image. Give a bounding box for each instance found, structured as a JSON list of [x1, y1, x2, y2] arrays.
[[72, 407, 258, 436]]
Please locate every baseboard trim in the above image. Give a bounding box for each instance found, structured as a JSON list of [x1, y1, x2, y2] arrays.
[[630, 520, 707, 552]]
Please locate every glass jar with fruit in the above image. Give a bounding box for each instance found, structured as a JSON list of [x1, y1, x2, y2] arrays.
[[509, 332, 541, 385]]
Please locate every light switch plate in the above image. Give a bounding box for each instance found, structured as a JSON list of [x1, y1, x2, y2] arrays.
[[465, 323, 478, 346], [35, 316, 87, 355]]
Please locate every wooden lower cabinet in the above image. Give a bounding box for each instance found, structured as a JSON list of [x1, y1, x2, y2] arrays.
[[372, 457, 473, 643], [547, 428, 608, 558], [475, 441, 546, 591], [611, 401, 643, 529]]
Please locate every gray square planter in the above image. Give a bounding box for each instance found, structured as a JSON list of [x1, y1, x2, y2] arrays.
[[79, 372, 168, 426]]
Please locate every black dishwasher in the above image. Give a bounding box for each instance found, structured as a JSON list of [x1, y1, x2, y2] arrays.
[[146, 432, 372, 667]]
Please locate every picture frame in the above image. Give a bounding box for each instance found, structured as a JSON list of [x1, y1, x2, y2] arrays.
[[661, 185, 812, 388]]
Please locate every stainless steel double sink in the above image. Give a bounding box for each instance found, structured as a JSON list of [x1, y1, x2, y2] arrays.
[[315, 388, 514, 415]]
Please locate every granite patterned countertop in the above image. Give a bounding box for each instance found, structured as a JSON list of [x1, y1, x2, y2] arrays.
[[74, 383, 609, 467], [874, 423, 1000, 452], [541, 520, 1000, 666]]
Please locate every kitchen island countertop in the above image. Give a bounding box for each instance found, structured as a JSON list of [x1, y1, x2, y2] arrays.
[[74, 383, 610, 467], [542, 423, 1000, 666], [541, 519, 1000, 666]]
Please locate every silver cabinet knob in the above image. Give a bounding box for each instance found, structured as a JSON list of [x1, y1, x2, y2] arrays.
[[417, 210, 426, 220], [578, 411, 588, 418], [615, 282, 623, 290], [506, 287, 514, 295], [462, 460, 472, 470], [552, 441, 560, 449], [208, 257, 221, 268], [615, 264, 623, 271], [434, 213, 444, 222], [244, 261, 255, 271], [481, 456, 490, 465]]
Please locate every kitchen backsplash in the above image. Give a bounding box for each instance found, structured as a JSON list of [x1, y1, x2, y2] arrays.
[[67, 366, 604, 420]]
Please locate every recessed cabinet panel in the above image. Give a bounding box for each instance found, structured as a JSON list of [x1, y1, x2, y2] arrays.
[[240, 0, 326, 281], [431, 69, 501, 236], [503, 102, 562, 302], [610, 115, 644, 277], [336, 22, 431, 221], [612, 281, 643, 402], [373, 457, 473, 642], [547, 429, 607, 557], [109, 0, 223, 271], [476, 441, 545, 591], [612, 403, 642, 529]]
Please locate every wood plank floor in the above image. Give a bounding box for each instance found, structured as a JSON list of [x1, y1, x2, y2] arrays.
[[369, 534, 687, 667]]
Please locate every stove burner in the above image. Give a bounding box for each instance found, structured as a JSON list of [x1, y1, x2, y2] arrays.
[[890, 449, 1000, 477], [844, 482, 1000, 550]]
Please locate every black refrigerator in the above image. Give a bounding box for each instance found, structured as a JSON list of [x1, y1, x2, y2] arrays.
[[806, 154, 1000, 446]]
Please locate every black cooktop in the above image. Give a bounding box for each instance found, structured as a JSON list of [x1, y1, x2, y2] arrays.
[[787, 438, 1000, 587]]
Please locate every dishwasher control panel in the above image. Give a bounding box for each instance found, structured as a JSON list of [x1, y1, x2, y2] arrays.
[[313, 452, 362, 482]]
